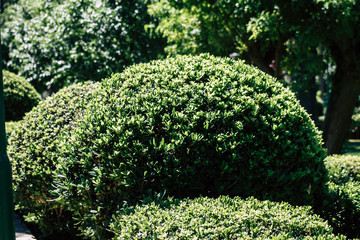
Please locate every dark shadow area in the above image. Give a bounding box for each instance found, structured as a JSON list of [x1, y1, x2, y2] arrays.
[[315, 186, 360, 239]]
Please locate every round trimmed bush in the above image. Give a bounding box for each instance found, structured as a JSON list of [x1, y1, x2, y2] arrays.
[[3, 70, 41, 121], [54, 54, 327, 238], [325, 155, 360, 185], [111, 196, 345, 239], [8, 81, 100, 236]]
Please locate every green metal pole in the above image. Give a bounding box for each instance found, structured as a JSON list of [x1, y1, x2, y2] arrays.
[[0, 31, 16, 239]]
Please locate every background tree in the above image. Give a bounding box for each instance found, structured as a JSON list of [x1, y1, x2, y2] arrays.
[[1, 0, 165, 93], [149, 0, 292, 77], [310, 0, 360, 154], [147, 0, 235, 57], [275, 0, 360, 154]]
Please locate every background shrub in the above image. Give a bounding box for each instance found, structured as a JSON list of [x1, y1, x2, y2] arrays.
[[8, 82, 100, 237], [53, 54, 327, 238], [3, 70, 41, 121], [324, 155, 360, 185], [321, 181, 360, 238], [317, 154, 360, 238], [110, 196, 345, 239], [331, 181, 360, 211]]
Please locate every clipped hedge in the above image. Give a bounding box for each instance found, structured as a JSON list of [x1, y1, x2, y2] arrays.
[[53, 54, 327, 238], [318, 155, 360, 238], [322, 181, 360, 238], [8, 82, 100, 236], [324, 155, 360, 184], [3, 70, 41, 121], [110, 196, 345, 239], [332, 181, 360, 211]]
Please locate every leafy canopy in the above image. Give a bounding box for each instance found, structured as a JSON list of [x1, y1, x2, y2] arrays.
[[1, 0, 165, 92]]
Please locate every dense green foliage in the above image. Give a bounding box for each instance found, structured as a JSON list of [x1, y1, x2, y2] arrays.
[[1, 0, 165, 92], [148, 0, 311, 78], [325, 155, 360, 184], [318, 154, 360, 238], [49, 54, 327, 238], [110, 196, 345, 239], [330, 181, 360, 213], [8, 82, 100, 236], [5, 121, 21, 139], [3, 70, 41, 121], [147, 0, 234, 57], [324, 181, 360, 238]]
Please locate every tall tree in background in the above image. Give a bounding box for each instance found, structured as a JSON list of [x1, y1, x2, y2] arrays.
[[280, 0, 360, 154], [149, 0, 360, 154], [1, 0, 165, 93], [311, 0, 360, 154]]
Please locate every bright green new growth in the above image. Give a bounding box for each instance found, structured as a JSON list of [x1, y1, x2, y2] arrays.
[[3, 70, 41, 121], [111, 196, 344, 239], [8, 82, 100, 236], [54, 54, 327, 238], [5, 121, 21, 139]]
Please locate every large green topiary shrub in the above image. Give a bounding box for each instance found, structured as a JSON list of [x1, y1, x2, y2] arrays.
[[110, 196, 345, 239], [52, 54, 327, 238], [8, 81, 100, 237], [3, 70, 41, 121]]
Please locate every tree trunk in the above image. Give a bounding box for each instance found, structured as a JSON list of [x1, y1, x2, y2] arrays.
[[274, 39, 282, 79], [297, 77, 320, 126], [323, 69, 360, 155], [246, 44, 275, 76]]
